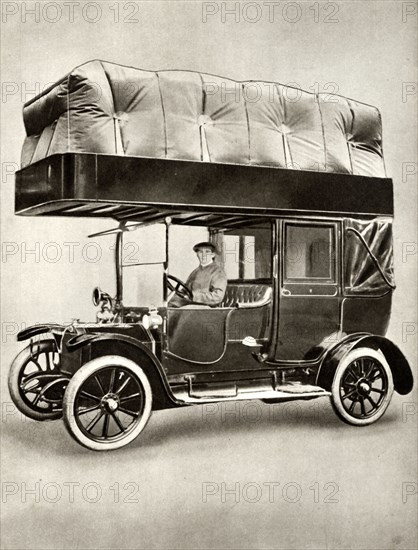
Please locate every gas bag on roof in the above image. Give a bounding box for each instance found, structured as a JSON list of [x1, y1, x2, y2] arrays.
[[21, 60, 386, 178]]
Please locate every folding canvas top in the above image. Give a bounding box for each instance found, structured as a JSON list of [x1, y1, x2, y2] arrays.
[[15, 60, 393, 221]]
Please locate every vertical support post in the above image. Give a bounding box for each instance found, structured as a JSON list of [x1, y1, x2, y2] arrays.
[[238, 235, 245, 279], [162, 217, 172, 348], [115, 228, 123, 311], [163, 217, 172, 303], [267, 219, 280, 360]]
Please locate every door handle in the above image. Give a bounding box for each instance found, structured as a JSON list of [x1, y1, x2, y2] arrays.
[[282, 289, 291, 296]]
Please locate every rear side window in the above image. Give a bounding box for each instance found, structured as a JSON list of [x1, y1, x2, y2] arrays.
[[343, 218, 395, 295], [284, 224, 336, 283], [222, 225, 272, 280]]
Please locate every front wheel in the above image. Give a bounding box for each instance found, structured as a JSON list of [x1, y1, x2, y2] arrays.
[[8, 340, 69, 421], [63, 356, 152, 451], [331, 347, 394, 426]]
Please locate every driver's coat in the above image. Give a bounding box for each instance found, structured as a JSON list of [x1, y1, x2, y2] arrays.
[[186, 262, 227, 306]]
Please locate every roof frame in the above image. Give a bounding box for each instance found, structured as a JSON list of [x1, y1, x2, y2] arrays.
[[15, 153, 394, 221]]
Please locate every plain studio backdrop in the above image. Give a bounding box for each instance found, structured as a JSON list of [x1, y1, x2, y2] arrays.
[[0, 2, 417, 550]]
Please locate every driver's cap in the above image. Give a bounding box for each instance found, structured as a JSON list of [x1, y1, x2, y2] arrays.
[[193, 241, 217, 254]]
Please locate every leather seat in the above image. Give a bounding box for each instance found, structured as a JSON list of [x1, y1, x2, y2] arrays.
[[221, 284, 272, 308]]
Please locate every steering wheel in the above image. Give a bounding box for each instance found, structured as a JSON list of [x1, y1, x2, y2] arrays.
[[166, 274, 193, 300]]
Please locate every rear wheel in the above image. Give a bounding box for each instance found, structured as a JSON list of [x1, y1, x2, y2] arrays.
[[8, 340, 69, 421], [331, 347, 394, 426], [63, 355, 152, 451]]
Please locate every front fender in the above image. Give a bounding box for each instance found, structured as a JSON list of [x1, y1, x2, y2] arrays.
[[66, 333, 181, 409], [316, 334, 414, 395], [17, 323, 67, 342]]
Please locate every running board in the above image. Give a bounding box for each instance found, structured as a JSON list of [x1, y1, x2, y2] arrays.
[[172, 378, 330, 404]]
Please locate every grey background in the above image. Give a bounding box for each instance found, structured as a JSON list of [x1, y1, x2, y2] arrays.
[[1, 1, 417, 549]]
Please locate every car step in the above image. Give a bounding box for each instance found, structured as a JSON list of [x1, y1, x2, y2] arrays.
[[173, 378, 330, 403]]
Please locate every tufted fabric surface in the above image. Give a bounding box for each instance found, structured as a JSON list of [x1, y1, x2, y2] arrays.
[[21, 60, 386, 177], [221, 284, 272, 308]]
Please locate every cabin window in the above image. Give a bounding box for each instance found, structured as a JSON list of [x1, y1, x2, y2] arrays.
[[284, 223, 336, 283], [343, 218, 395, 295], [221, 225, 272, 280]]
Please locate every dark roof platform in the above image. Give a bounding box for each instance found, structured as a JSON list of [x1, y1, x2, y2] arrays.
[[15, 153, 394, 225]]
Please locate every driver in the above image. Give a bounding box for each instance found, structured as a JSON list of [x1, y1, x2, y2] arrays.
[[170, 242, 227, 307]]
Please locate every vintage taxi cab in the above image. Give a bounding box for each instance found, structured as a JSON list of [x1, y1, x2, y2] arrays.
[[9, 61, 414, 450]]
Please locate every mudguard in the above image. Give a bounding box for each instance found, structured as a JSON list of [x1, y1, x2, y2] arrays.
[[17, 324, 67, 341], [316, 333, 414, 395], [65, 333, 181, 410]]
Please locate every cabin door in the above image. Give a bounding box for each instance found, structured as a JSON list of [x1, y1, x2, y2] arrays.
[[275, 220, 341, 361]]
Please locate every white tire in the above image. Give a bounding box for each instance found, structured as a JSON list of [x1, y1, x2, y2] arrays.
[[8, 340, 67, 421], [63, 355, 152, 451], [331, 347, 394, 426]]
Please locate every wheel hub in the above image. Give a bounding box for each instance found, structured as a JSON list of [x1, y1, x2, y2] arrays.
[[357, 380, 371, 396], [102, 394, 119, 413]]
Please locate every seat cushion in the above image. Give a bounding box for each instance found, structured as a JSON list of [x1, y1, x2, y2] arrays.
[[221, 284, 272, 308]]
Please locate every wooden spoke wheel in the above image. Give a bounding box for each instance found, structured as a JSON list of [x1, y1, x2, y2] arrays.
[[8, 340, 69, 421], [331, 347, 394, 426], [63, 356, 152, 451]]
